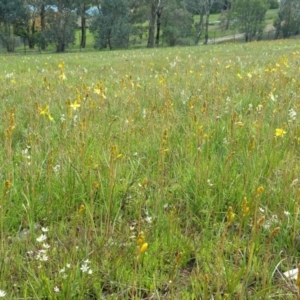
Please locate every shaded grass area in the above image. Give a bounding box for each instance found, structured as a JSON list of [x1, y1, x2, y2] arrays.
[[0, 40, 300, 299]]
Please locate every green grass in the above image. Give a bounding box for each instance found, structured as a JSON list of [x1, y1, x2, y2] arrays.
[[1, 39, 300, 299]]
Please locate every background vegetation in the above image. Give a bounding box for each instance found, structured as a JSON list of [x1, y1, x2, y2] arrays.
[[0, 0, 299, 52]]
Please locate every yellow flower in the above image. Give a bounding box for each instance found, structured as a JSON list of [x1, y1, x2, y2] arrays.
[[59, 70, 66, 81], [275, 128, 286, 137], [58, 62, 64, 69], [47, 113, 53, 121], [137, 232, 145, 246], [226, 206, 235, 223], [256, 186, 264, 195], [69, 100, 80, 111], [78, 204, 85, 214], [94, 88, 101, 94], [39, 105, 49, 115], [140, 243, 148, 254]]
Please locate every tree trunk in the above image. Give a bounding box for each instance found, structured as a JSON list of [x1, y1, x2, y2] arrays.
[[155, 7, 162, 46], [195, 12, 204, 45], [147, 3, 156, 48], [56, 43, 65, 52], [56, 1, 65, 52], [80, 3, 87, 48], [5, 25, 15, 52], [204, 12, 210, 45], [40, 4, 46, 50], [29, 20, 35, 49]]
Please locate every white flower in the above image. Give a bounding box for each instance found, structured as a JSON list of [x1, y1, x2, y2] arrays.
[[36, 250, 48, 261], [53, 165, 61, 174], [0, 290, 6, 297], [66, 263, 71, 268], [54, 286, 60, 293], [36, 234, 47, 242], [289, 108, 297, 122], [42, 243, 50, 249], [80, 264, 89, 273], [207, 179, 214, 187], [60, 114, 66, 122], [80, 260, 92, 274], [145, 216, 152, 224], [41, 227, 49, 232]]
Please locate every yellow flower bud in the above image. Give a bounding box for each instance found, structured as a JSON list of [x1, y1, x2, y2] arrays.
[[256, 186, 264, 195], [78, 204, 85, 214], [140, 243, 148, 254], [137, 232, 145, 246]]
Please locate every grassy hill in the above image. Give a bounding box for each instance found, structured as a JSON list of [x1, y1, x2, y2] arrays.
[[0, 39, 299, 299]]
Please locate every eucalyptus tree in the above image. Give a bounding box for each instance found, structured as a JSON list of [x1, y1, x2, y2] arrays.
[[90, 0, 132, 50], [77, 1, 102, 49], [161, 0, 194, 46], [233, 0, 268, 42], [43, 0, 77, 52], [275, 0, 300, 38], [185, 0, 216, 44], [0, 0, 30, 51]]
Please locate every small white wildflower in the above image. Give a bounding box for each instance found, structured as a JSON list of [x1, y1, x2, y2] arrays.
[[0, 290, 6, 297], [80, 264, 89, 273], [207, 179, 214, 187], [60, 114, 66, 122], [284, 211, 291, 216], [59, 268, 65, 273], [41, 227, 49, 232], [256, 104, 263, 112], [42, 243, 50, 249], [5, 73, 13, 79], [88, 269, 93, 275], [36, 251, 48, 262], [289, 108, 297, 121], [53, 164, 61, 174], [54, 286, 60, 293], [66, 263, 71, 268], [145, 216, 152, 224], [36, 234, 47, 243]]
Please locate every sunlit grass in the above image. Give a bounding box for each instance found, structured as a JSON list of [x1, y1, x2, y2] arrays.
[[1, 39, 300, 299]]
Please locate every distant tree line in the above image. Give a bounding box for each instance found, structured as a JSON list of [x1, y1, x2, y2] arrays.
[[0, 0, 298, 52]]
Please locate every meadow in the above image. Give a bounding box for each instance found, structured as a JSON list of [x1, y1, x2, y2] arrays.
[[1, 39, 300, 299]]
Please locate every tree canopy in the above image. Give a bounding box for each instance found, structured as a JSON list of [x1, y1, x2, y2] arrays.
[[0, 0, 299, 52]]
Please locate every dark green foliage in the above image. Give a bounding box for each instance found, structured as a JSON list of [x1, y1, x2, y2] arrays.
[[162, 5, 194, 46], [275, 0, 300, 38], [43, 7, 76, 52], [267, 0, 279, 9], [0, 0, 29, 52], [90, 0, 132, 50], [233, 0, 269, 42]]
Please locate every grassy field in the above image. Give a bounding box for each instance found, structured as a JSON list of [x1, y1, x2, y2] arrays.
[[1, 39, 300, 299]]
